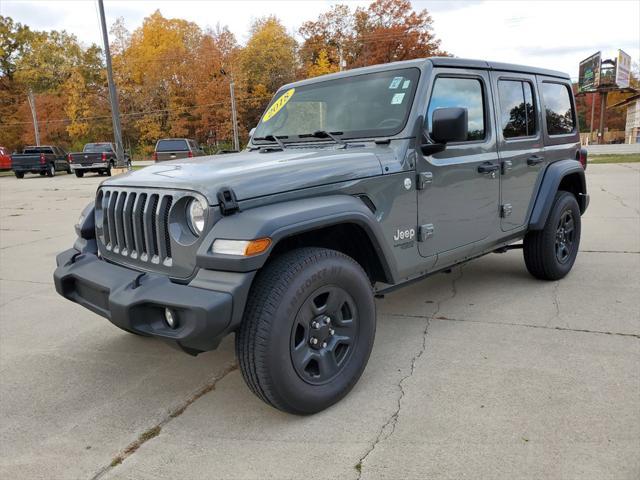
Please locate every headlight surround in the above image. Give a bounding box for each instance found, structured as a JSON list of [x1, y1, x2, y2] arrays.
[[186, 198, 206, 235]]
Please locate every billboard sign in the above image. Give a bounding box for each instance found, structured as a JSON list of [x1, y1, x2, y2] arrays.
[[615, 49, 631, 89], [578, 52, 601, 92]]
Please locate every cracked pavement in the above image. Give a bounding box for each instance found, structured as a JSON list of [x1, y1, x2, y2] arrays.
[[1, 164, 639, 479]]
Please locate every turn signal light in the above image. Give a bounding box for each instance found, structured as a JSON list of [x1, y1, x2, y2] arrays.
[[212, 238, 272, 256]]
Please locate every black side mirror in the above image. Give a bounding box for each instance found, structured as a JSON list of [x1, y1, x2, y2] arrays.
[[432, 107, 468, 143], [421, 107, 468, 155]]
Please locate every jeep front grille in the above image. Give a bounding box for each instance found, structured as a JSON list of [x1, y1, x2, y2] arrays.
[[97, 188, 173, 266]]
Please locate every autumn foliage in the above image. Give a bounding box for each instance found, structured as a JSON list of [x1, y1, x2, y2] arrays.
[[0, 0, 449, 156]]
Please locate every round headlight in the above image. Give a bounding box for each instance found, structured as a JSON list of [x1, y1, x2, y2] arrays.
[[187, 198, 206, 235]]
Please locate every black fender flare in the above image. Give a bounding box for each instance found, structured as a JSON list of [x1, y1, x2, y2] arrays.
[[196, 195, 397, 281], [528, 159, 586, 230]]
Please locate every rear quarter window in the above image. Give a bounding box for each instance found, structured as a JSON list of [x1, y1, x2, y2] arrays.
[[542, 82, 575, 135], [156, 140, 189, 152]]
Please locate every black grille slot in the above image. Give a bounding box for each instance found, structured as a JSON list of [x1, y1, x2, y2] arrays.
[[99, 188, 174, 265]]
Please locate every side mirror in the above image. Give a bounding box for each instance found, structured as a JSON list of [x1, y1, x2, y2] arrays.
[[421, 107, 468, 155]]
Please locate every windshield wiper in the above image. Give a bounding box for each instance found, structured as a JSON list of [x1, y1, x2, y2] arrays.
[[299, 130, 346, 148], [253, 135, 288, 150]]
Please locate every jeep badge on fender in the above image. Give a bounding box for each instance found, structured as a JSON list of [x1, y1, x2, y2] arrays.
[[54, 57, 588, 415]]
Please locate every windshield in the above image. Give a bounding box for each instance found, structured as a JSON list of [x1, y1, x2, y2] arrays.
[[156, 139, 189, 152], [253, 68, 420, 143], [83, 143, 113, 153]]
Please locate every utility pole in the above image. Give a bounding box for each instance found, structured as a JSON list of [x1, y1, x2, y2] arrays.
[[26, 89, 40, 146], [589, 92, 596, 143], [97, 0, 126, 168], [598, 91, 608, 145], [221, 68, 239, 151]]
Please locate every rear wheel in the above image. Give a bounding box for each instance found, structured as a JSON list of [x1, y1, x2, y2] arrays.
[[46, 163, 55, 177], [74, 170, 84, 178], [524, 191, 581, 280], [236, 247, 376, 414], [14, 172, 24, 179]]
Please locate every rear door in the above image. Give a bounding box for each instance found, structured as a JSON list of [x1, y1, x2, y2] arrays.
[[416, 68, 501, 263], [491, 72, 544, 231]]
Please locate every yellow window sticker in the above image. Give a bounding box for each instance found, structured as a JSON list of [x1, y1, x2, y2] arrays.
[[262, 88, 295, 122]]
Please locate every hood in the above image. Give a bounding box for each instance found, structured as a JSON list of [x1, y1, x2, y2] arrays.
[[104, 146, 384, 204]]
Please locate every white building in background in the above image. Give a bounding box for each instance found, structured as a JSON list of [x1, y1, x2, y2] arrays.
[[611, 93, 640, 144]]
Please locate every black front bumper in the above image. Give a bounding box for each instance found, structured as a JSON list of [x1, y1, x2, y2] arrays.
[[54, 248, 245, 354]]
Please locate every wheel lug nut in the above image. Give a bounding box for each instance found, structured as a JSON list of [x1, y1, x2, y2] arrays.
[[322, 342, 327, 348], [311, 321, 319, 329], [326, 318, 331, 325], [310, 337, 318, 345], [330, 329, 335, 335]]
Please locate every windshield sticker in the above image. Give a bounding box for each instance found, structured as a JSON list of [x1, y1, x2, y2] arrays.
[[388, 77, 403, 89], [402, 80, 411, 89], [262, 88, 295, 122], [391, 93, 405, 105]]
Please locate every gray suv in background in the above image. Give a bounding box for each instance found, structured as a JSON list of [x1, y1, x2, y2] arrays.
[[55, 57, 588, 414], [153, 138, 205, 161]]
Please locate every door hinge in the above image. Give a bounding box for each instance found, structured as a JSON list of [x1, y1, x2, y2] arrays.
[[501, 160, 513, 175], [416, 172, 433, 190], [501, 203, 513, 217], [418, 223, 434, 241]]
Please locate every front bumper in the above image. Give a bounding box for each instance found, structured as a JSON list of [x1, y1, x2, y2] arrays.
[[53, 248, 247, 354]]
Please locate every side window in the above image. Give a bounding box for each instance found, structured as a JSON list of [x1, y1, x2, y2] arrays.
[[498, 80, 537, 138], [427, 77, 485, 141], [542, 82, 575, 135]]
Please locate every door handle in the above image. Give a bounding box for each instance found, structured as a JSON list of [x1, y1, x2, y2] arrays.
[[527, 155, 544, 166], [477, 163, 499, 174]]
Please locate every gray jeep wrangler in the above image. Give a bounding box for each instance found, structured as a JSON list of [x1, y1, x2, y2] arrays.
[[54, 58, 589, 414]]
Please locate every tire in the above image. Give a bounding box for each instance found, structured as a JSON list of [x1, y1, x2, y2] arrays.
[[14, 172, 24, 179], [236, 247, 376, 414], [39, 171, 46, 176], [524, 191, 581, 280], [98, 171, 104, 176], [46, 163, 55, 177], [75, 170, 84, 178], [106, 161, 113, 176]]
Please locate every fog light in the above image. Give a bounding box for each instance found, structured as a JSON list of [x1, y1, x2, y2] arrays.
[[164, 308, 178, 328]]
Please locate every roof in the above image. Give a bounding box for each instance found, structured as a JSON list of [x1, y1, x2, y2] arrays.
[[282, 56, 570, 90], [429, 57, 570, 79], [609, 93, 640, 109]]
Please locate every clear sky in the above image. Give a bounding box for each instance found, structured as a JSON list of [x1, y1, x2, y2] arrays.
[[2, 0, 639, 80]]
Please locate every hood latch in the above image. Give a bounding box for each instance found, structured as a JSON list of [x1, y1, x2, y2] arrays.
[[217, 187, 239, 216]]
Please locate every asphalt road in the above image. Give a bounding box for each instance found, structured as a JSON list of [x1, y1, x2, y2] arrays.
[[0, 164, 638, 480]]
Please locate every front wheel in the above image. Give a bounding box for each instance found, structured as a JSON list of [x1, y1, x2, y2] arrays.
[[236, 247, 376, 414], [523, 191, 581, 280], [74, 170, 84, 178]]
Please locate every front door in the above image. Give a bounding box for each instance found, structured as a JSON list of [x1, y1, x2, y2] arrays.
[[490, 72, 545, 231], [416, 69, 500, 262]]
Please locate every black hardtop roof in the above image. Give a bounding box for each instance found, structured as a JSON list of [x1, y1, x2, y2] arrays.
[[281, 57, 570, 91]]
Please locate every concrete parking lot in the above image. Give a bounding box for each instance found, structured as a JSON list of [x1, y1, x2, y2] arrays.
[[0, 164, 638, 480]]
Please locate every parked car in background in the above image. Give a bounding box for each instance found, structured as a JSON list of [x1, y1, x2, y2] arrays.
[[68, 143, 130, 177], [153, 138, 205, 161], [11, 145, 70, 178], [0, 146, 12, 171]]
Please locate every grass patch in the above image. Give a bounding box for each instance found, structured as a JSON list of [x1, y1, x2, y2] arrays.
[[589, 154, 640, 164]]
